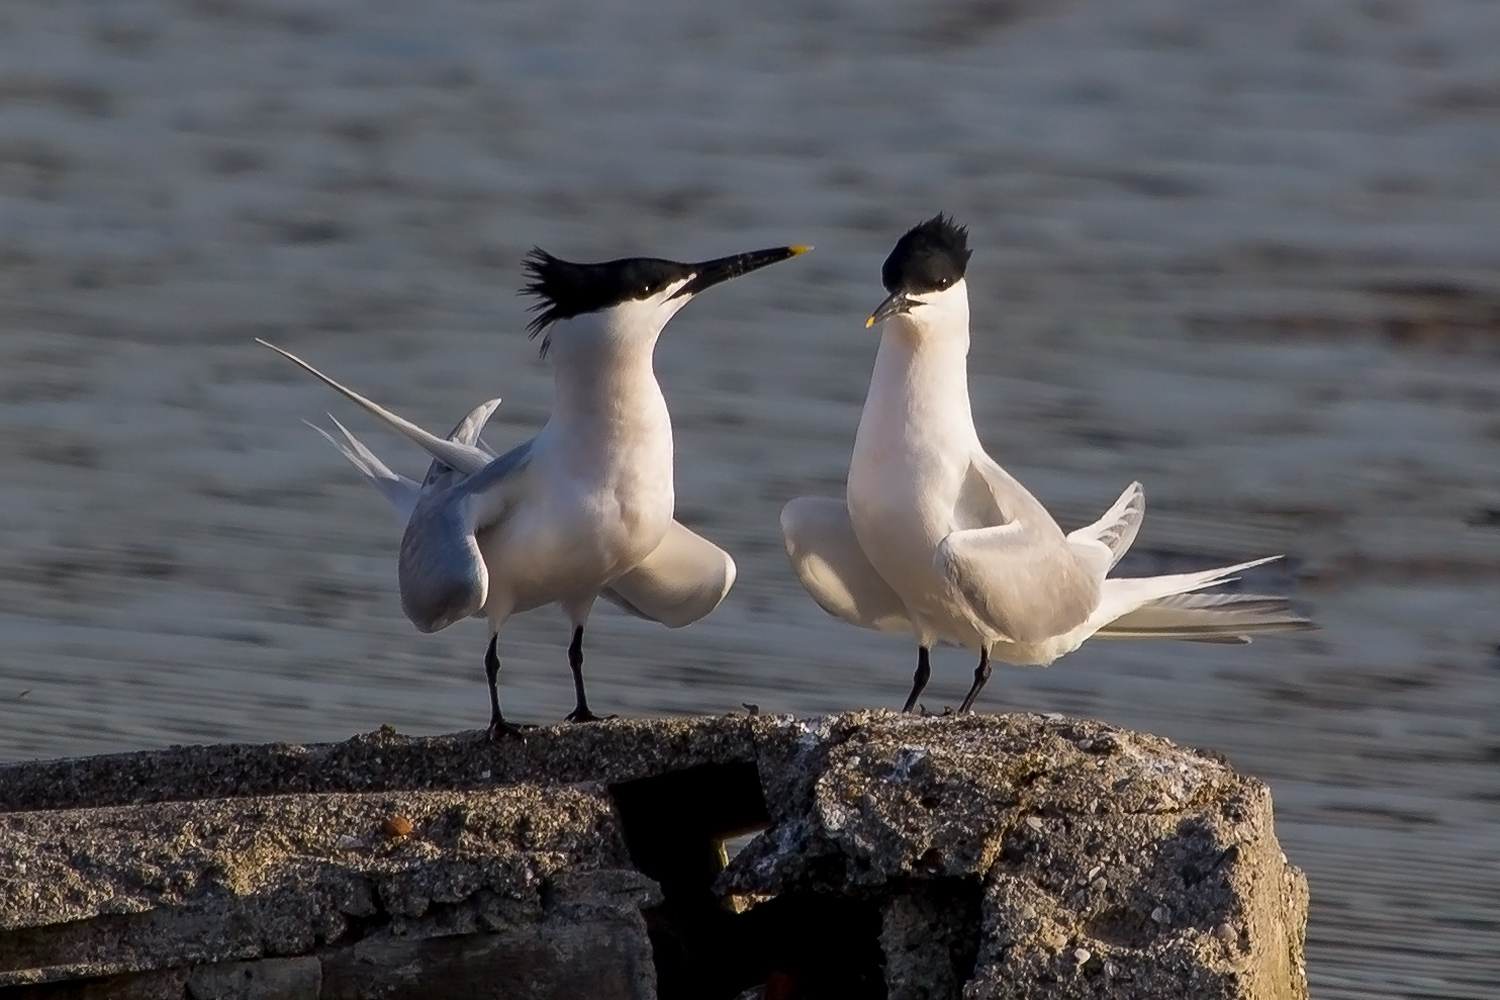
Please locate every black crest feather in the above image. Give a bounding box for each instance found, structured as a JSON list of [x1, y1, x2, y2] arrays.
[[881, 214, 972, 295], [519, 249, 691, 354]]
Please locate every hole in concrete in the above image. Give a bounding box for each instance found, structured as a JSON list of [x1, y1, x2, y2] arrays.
[[730, 892, 886, 999], [609, 763, 886, 999], [611, 762, 771, 999]]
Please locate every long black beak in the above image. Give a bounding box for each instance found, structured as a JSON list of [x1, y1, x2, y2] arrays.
[[670, 245, 811, 299], [866, 290, 916, 327]]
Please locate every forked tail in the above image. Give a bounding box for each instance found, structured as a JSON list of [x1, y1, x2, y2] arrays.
[[1090, 556, 1316, 644]]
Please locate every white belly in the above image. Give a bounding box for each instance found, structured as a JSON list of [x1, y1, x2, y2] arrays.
[[480, 462, 673, 620], [847, 457, 988, 651]]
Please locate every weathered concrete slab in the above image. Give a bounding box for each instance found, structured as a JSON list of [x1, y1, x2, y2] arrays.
[[0, 712, 1307, 999], [0, 783, 655, 995], [2, 785, 626, 933], [721, 714, 1310, 1000], [0, 719, 764, 815]]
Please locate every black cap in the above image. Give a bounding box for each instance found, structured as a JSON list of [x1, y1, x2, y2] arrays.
[[521, 251, 694, 336], [880, 214, 971, 295], [520, 245, 811, 347]]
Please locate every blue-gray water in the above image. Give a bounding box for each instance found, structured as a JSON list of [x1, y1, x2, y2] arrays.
[[2, 0, 1498, 995]]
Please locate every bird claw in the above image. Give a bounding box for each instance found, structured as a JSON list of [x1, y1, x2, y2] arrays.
[[487, 718, 531, 742], [564, 709, 616, 724]]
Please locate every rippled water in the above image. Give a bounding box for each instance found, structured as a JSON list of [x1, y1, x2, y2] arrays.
[[2, 0, 1499, 995]]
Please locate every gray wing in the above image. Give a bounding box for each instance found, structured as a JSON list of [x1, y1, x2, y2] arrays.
[[935, 522, 1100, 644], [310, 398, 505, 522], [264, 334, 533, 633], [398, 437, 535, 633], [421, 398, 502, 487], [1066, 481, 1145, 570], [935, 457, 1100, 645], [300, 413, 532, 632], [601, 521, 737, 628], [781, 496, 911, 634]]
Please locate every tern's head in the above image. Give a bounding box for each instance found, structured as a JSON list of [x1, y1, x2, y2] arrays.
[[521, 244, 810, 356], [867, 214, 972, 334]]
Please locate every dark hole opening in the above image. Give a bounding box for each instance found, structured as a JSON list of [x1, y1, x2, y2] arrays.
[[609, 763, 887, 999]]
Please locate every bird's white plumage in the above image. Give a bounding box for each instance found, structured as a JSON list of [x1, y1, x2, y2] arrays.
[[306, 388, 733, 630], [1066, 480, 1145, 572], [782, 496, 910, 633], [601, 521, 737, 628], [782, 277, 1313, 687], [264, 242, 808, 729], [263, 299, 734, 639]]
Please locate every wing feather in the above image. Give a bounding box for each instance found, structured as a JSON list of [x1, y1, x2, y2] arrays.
[[267, 341, 534, 633], [1067, 481, 1145, 569], [935, 521, 1100, 645], [259, 339, 490, 476], [422, 398, 503, 486], [601, 521, 736, 628], [781, 497, 911, 633], [306, 417, 422, 521]]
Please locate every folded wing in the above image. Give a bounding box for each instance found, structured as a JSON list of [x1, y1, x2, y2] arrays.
[[422, 398, 503, 486], [781, 497, 911, 634], [398, 437, 534, 633], [267, 339, 537, 633], [935, 520, 1100, 645], [602, 521, 737, 628]]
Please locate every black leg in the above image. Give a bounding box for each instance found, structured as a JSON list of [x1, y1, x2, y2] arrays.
[[958, 648, 992, 714], [901, 646, 932, 714], [564, 626, 613, 723], [484, 635, 525, 740]]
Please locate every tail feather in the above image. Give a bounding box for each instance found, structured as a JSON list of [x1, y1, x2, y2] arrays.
[[260, 339, 490, 476], [1094, 567, 1316, 642], [306, 391, 507, 523], [1068, 481, 1145, 569], [305, 418, 420, 521]]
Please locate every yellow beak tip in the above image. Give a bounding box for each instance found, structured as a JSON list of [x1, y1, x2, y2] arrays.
[[789, 245, 813, 256], [865, 316, 876, 328]]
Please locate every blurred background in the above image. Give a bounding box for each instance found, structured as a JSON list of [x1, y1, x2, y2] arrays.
[[1, 0, 1498, 995]]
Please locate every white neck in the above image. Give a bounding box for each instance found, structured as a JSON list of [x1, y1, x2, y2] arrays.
[[854, 282, 979, 456], [541, 310, 674, 477]]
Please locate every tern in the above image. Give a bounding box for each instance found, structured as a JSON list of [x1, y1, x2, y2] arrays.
[[781, 215, 1313, 714], [262, 242, 809, 736]]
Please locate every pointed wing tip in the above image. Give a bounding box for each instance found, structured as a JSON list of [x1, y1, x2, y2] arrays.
[[1223, 554, 1286, 582]]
